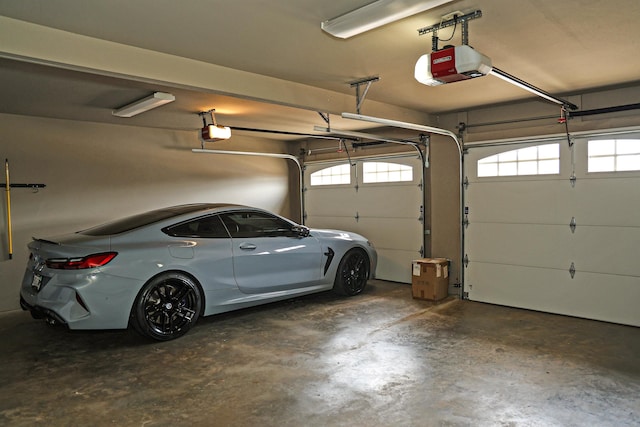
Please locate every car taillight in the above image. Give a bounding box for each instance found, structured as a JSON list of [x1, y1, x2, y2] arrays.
[[46, 252, 117, 270]]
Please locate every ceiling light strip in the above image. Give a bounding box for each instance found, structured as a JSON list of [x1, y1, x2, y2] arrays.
[[112, 92, 175, 117], [322, 0, 454, 39]]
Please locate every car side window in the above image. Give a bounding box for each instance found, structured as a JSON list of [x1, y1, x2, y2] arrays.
[[163, 214, 229, 238], [219, 211, 295, 238]]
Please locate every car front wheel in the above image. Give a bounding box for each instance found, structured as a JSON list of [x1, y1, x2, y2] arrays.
[[333, 249, 369, 296], [131, 272, 203, 341]]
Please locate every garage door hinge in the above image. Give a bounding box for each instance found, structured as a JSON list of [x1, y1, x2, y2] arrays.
[[463, 176, 470, 190], [462, 291, 469, 299], [570, 174, 577, 188], [463, 214, 469, 229], [569, 262, 576, 279], [354, 211, 359, 222], [569, 217, 577, 233], [463, 254, 470, 268]]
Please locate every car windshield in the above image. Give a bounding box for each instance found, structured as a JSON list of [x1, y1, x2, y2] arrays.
[[80, 204, 226, 236]]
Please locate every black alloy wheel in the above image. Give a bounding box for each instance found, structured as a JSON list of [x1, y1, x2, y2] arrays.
[[333, 249, 369, 296], [132, 272, 202, 341]]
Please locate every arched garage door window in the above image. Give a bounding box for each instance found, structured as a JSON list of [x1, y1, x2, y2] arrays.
[[309, 164, 351, 186], [477, 143, 560, 177]]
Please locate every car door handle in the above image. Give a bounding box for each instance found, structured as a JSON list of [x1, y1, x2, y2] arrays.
[[238, 243, 257, 250]]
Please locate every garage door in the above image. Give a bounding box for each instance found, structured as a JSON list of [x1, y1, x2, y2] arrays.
[[463, 133, 640, 327], [304, 155, 423, 283]]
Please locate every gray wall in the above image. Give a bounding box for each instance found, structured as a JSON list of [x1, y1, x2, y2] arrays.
[[429, 135, 461, 285], [0, 113, 292, 312]]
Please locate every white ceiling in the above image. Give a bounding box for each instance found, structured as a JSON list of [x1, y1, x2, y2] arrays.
[[1, 0, 639, 139]]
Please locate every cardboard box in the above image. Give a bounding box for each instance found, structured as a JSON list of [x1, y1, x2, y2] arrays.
[[411, 258, 449, 301]]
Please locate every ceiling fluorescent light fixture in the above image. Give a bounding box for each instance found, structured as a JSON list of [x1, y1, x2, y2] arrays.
[[112, 92, 175, 117], [199, 109, 231, 143], [322, 0, 454, 39]]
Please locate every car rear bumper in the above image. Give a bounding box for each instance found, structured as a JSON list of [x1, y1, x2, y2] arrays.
[[20, 267, 143, 330], [20, 295, 68, 326]]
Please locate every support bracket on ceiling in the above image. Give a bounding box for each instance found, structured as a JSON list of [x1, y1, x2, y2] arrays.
[[317, 112, 330, 126], [349, 76, 380, 114], [418, 9, 482, 48]]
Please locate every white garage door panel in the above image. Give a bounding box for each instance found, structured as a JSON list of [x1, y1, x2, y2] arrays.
[[357, 185, 421, 217], [467, 223, 640, 277], [574, 177, 640, 226], [564, 273, 640, 326], [468, 263, 640, 326], [466, 223, 573, 269], [467, 263, 576, 309], [304, 188, 357, 217], [376, 248, 416, 283], [357, 218, 420, 250], [464, 137, 640, 327], [311, 217, 358, 233], [467, 179, 573, 224], [573, 226, 640, 276]]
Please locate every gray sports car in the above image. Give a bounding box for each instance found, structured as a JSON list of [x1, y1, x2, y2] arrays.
[[20, 204, 377, 340]]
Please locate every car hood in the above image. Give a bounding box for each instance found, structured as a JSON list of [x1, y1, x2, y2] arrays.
[[309, 228, 368, 243]]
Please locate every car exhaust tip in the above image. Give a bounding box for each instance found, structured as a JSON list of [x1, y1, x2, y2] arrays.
[[21, 297, 68, 327], [44, 310, 67, 327]]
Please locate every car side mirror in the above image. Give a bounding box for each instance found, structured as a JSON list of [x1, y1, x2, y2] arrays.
[[292, 225, 310, 238]]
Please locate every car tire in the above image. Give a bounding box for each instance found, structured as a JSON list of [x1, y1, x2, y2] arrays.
[[131, 272, 203, 341], [333, 249, 369, 296]]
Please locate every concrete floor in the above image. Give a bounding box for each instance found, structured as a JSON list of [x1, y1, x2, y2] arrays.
[[1, 280, 639, 427]]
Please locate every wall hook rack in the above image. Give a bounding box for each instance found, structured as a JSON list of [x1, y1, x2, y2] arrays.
[[3, 159, 46, 260]]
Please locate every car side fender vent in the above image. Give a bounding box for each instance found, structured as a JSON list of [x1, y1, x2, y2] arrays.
[[323, 247, 335, 275]]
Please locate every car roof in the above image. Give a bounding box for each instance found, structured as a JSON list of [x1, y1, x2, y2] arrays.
[[79, 203, 249, 236]]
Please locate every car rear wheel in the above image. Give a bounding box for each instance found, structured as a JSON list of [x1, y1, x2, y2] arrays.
[[131, 272, 202, 341], [333, 249, 369, 296]]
